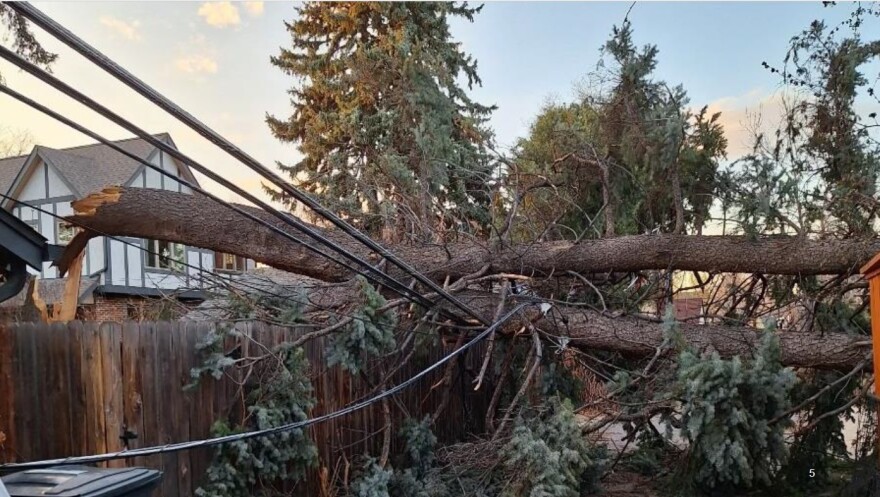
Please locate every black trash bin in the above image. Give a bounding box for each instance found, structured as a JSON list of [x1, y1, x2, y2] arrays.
[[1, 466, 162, 497]]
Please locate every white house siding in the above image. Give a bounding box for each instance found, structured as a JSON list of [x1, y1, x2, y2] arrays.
[[144, 271, 187, 290], [130, 150, 192, 194], [126, 243, 143, 287], [18, 163, 47, 201], [46, 164, 70, 197], [6, 141, 243, 298], [108, 239, 127, 286], [87, 237, 106, 279]]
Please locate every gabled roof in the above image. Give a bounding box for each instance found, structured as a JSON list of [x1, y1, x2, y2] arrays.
[[0, 154, 25, 197], [0, 133, 194, 200]]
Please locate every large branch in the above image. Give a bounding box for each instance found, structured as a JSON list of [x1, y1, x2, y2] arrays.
[[459, 295, 870, 371], [62, 187, 880, 282]]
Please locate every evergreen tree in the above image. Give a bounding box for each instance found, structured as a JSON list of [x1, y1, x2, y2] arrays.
[[510, 20, 726, 240], [0, 5, 57, 79], [268, 2, 495, 241]]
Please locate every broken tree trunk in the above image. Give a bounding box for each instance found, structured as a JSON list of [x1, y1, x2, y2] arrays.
[[56, 187, 875, 370], [61, 187, 880, 282]]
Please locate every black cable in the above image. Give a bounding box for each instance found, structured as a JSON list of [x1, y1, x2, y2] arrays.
[[0, 303, 527, 470], [9, 1, 490, 326], [0, 55, 437, 313]]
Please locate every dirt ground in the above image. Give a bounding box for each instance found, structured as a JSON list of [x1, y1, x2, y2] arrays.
[[601, 471, 661, 497]]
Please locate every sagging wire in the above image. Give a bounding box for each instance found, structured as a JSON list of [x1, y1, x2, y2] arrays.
[[0, 303, 528, 470]]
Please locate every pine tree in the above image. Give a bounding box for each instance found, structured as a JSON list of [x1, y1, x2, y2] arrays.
[[510, 20, 726, 240], [268, 2, 495, 241]]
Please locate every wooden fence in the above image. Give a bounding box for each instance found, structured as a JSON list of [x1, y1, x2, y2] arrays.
[[0, 321, 492, 496]]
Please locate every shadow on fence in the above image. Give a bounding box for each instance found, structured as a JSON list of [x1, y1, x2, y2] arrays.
[[0, 321, 492, 496]]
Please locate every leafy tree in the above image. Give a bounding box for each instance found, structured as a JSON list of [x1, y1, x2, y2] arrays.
[[268, 2, 496, 241], [509, 20, 726, 241]]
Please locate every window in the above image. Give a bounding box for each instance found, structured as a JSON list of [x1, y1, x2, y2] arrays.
[[56, 220, 76, 245], [146, 240, 184, 271], [215, 252, 246, 272]]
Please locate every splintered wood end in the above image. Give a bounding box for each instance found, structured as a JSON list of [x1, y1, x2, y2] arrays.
[[72, 186, 122, 216]]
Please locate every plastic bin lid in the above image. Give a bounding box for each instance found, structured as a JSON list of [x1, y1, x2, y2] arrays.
[[1, 466, 162, 497]]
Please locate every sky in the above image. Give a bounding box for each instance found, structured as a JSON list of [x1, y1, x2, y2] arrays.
[[0, 1, 871, 205]]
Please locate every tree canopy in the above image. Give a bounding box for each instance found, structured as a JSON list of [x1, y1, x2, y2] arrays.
[[268, 2, 496, 242]]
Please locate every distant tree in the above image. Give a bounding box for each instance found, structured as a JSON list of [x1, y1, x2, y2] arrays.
[[509, 20, 727, 242], [268, 2, 496, 242], [0, 126, 34, 158]]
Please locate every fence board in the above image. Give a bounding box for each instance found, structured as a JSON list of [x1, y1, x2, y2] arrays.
[[100, 323, 125, 468], [0, 320, 491, 496], [49, 322, 72, 458], [156, 321, 179, 497], [121, 321, 145, 467], [12, 324, 34, 463], [0, 326, 15, 463]]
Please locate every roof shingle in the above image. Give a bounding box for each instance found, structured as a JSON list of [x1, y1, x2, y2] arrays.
[[0, 133, 171, 199]]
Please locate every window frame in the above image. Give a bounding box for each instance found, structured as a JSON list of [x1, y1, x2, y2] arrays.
[[56, 219, 76, 246], [145, 239, 185, 271], [214, 252, 246, 273]]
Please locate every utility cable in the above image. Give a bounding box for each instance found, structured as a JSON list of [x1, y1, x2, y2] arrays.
[[0, 303, 527, 470], [8, 1, 490, 326]]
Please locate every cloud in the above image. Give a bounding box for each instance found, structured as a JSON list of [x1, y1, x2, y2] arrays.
[[99, 15, 141, 41], [243, 2, 264, 17], [174, 54, 219, 74], [198, 2, 241, 28], [700, 88, 790, 159]]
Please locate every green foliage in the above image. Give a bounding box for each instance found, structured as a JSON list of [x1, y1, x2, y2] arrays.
[[398, 417, 437, 474], [351, 459, 394, 497], [540, 360, 584, 404], [500, 398, 606, 497], [676, 331, 796, 493], [782, 369, 855, 491], [345, 401, 606, 497], [269, 2, 495, 238], [327, 276, 397, 373], [623, 429, 670, 476], [195, 347, 318, 497], [510, 20, 726, 240], [186, 325, 239, 387]]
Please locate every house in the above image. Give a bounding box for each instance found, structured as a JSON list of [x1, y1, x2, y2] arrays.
[[0, 133, 254, 321]]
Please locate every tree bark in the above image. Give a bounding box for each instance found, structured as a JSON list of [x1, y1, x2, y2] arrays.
[[63, 187, 880, 282], [471, 296, 871, 371]]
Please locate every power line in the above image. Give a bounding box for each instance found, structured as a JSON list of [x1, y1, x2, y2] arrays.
[[0, 55, 437, 314], [0, 303, 528, 470], [8, 1, 490, 326]]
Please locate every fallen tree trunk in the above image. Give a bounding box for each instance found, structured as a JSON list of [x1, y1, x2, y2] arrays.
[[62, 187, 880, 282], [58, 187, 875, 371], [462, 296, 871, 371]]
